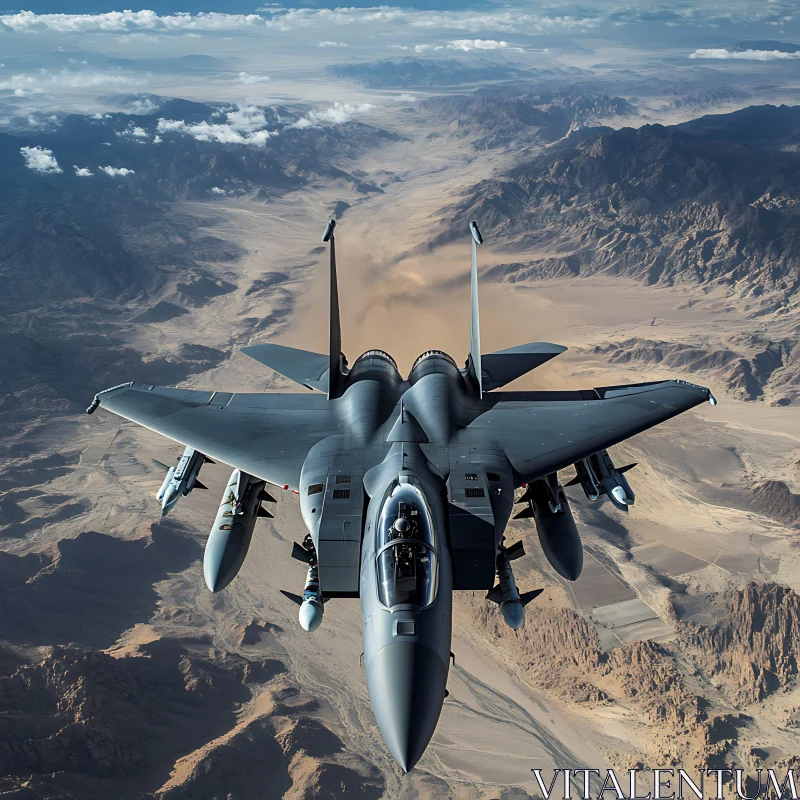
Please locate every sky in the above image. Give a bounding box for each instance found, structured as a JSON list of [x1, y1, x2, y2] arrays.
[[0, 2, 798, 122]]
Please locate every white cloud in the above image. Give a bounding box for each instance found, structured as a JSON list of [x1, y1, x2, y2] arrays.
[[128, 97, 159, 114], [447, 38, 514, 51], [689, 47, 800, 60], [100, 166, 135, 176], [20, 145, 62, 173], [293, 101, 374, 128], [388, 44, 409, 51], [393, 93, 417, 102], [157, 104, 277, 147], [117, 124, 148, 138], [238, 71, 269, 84], [210, 186, 227, 194], [74, 166, 93, 176], [318, 40, 348, 47], [153, 134, 163, 144], [414, 44, 430, 52]]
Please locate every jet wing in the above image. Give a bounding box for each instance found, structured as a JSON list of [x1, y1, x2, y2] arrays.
[[464, 379, 714, 484], [90, 382, 340, 490]]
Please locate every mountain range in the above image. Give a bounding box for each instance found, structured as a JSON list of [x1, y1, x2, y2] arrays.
[[444, 104, 800, 300]]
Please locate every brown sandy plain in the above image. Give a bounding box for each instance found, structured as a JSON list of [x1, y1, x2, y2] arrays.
[[3, 101, 799, 798]]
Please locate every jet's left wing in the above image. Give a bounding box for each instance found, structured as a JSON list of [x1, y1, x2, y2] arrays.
[[88, 382, 341, 490], [463, 379, 714, 485]]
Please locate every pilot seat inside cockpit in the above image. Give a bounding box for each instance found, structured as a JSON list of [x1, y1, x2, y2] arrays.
[[376, 483, 438, 610]]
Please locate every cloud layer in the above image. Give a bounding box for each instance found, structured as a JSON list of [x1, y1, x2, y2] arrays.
[[1, 5, 796, 48], [690, 47, 800, 60]]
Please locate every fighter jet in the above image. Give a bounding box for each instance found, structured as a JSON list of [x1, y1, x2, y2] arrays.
[[86, 218, 716, 772]]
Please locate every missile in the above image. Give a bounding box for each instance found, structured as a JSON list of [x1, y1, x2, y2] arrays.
[[204, 469, 272, 593], [517, 479, 583, 581], [485, 540, 543, 629], [469, 220, 483, 245], [566, 450, 636, 511], [154, 446, 211, 516], [281, 536, 325, 631]]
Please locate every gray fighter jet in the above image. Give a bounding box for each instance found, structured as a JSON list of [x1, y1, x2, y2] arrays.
[[87, 219, 716, 772]]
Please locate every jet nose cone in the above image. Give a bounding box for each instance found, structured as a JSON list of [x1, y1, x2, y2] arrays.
[[366, 642, 448, 773]]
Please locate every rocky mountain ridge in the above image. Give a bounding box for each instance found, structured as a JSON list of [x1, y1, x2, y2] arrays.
[[475, 581, 800, 769], [588, 334, 799, 404], [0, 641, 382, 799], [444, 104, 800, 301], [421, 91, 635, 150]]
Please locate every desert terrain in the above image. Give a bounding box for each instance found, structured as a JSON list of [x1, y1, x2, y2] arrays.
[[1, 81, 799, 798]]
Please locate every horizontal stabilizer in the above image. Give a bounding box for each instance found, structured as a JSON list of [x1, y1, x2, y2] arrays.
[[280, 589, 303, 606], [291, 541, 313, 563], [482, 342, 567, 392], [204, 456, 215, 464], [486, 586, 502, 604], [193, 479, 208, 491], [152, 459, 170, 472], [259, 490, 277, 503], [513, 506, 534, 519], [241, 343, 330, 392], [520, 589, 544, 606], [619, 463, 637, 474], [257, 506, 273, 518], [506, 540, 525, 560]]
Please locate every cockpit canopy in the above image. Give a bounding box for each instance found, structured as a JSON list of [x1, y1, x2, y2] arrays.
[[376, 481, 438, 609]]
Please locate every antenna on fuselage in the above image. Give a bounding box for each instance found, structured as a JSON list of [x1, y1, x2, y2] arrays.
[[467, 220, 483, 398], [322, 218, 345, 400]]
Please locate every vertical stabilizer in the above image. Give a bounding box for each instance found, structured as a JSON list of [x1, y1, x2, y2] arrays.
[[468, 220, 483, 398], [322, 219, 344, 399]]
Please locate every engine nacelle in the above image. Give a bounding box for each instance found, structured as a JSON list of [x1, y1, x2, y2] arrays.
[[204, 469, 271, 593], [526, 479, 583, 581]]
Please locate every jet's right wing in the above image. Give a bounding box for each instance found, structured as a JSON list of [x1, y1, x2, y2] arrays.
[[90, 382, 341, 490], [463, 379, 715, 485]]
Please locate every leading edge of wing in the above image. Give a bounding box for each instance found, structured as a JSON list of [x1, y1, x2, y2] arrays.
[[471, 379, 715, 482], [89, 382, 336, 489]]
